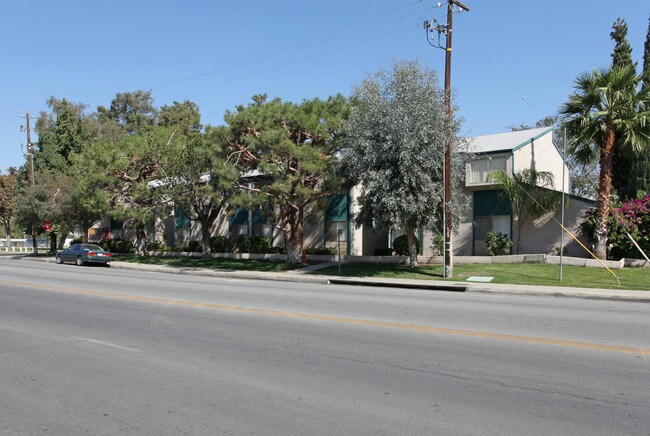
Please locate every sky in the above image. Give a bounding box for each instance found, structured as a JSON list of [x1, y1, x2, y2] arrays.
[[1, 0, 649, 171]]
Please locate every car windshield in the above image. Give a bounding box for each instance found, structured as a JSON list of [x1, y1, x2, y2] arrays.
[[82, 244, 103, 251]]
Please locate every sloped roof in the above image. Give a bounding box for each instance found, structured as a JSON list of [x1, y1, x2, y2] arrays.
[[467, 127, 552, 153]]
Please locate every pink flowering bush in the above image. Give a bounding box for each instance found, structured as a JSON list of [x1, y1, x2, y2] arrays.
[[580, 195, 650, 260]]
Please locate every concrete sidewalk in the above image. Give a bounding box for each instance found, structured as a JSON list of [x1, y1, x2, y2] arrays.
[[13, 255, 650, 303]]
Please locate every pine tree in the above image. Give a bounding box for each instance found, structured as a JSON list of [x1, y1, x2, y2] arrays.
[[610, 18, 641, 200], [638, 15, 650, 195], [642, 15, 650, 89], [611, 18, 635, 68]]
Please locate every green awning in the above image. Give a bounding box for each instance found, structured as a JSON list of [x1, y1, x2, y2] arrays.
[[174, 206, 192, 228], [325, 194, 348, 222], [229, 208, 249, 225], [474, 190, 512, 216]]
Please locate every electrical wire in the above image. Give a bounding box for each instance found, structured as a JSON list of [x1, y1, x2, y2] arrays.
[[465, 22, 534, 111], [156, 25, 416, 99], [151, 2, 429, 91], [0, 116, 19, 128]]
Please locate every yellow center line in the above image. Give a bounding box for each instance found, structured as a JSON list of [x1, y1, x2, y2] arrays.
[[6, 280, 650, 356]]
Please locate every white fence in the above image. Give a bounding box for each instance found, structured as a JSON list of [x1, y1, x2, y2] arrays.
[[0, 238, 48, 252]]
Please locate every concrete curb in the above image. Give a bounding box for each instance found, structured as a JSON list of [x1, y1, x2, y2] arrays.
[[10, 255, 650, 302]]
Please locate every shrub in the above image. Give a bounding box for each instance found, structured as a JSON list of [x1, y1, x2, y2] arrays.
[[147, 242, 164, 252], [186, 240, 202, 252], [610, 195, 650, 260], [234, 235, 249, 252], [430, 233, 444, 256], [210, 235, 233, 253], [392, 234, 420, 256], [99, 238, 135, 254], [70, 238, 83, 245], [485, 231, 512, 256], [373, 248, 393, 256], [580, 195, 650, 260], [246, 236, 273, 253]]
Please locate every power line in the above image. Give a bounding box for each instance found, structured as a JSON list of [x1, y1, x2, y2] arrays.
[[151, 2, 429, 91], [0, 116, 19, 128], [465, 23, 534, 111], [156, 25, 416, 100], [77, 1, 428, 107]]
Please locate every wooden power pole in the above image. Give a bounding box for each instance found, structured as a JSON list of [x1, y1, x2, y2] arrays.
[[21, 112, 37, 253], [425, 0, 469, 278]]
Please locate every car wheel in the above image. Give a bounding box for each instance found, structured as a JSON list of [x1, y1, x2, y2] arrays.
[[55, 254, 63, 264], [104, 262, 110, 268], [76, 256, 84, 266]]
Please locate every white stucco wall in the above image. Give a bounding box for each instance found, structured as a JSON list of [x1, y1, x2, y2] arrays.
[[518, 196, 594, 257], [512, 133, 569, 193]]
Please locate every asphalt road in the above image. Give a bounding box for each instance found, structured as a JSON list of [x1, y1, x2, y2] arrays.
[[1, 258, 649, 435]]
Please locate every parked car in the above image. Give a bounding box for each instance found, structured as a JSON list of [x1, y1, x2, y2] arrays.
[[56, 243, 112, 267]]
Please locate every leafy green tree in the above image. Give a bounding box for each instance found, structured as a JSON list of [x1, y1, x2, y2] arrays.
[[488, 169, 561, 254], [221, 93, 349, 263], [50, 171, 109, 247], [34, 97, 100, 174], [13, 182, 55, 253], [0, 168, 17, 244], [98, 90, 158, 136], [560, 65, 650, 259], [342, 59, 468, 267]]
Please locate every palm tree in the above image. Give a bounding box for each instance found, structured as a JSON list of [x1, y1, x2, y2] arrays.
[[560, 65, 650, 259], [488, 169, 561, 254]]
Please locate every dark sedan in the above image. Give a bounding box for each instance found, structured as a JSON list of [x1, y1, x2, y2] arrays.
[[56, 243, 112, 267]]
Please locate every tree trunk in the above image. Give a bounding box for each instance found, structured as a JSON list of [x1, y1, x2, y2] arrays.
[[57, 234, 67, 250], [516, 220, 522, 255], [594, 127, 616, 260], [31, 226, 38, 255], [406, 227, 418, 268], [280, 204, 304, 264], [200, 217, 212, 260], [135, 229, 148, 256], [82, 223, 89, 243], [50, 233, 57, 253], [4, 223, 11, 249]]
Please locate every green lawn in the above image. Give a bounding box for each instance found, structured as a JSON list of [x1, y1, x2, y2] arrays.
[[311, 262, 650, 291], [103, 254, 649, 291], [112, 255, 304, 272]]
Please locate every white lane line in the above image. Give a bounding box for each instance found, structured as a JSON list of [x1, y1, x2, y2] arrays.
[[68, 336, 142, 352]]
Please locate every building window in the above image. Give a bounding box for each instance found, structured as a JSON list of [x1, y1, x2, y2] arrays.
[[326, 221, 348, 244], [470, 156, 507, 184], [231, 224, 249, 236], [474, 215, 511, 255], [253, 223, 273, 239]]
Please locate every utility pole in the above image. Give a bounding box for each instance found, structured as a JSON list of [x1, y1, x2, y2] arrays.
[[20, 112, 37, 254], [20, 112, 35, 186], [424, 0, 469, 278]]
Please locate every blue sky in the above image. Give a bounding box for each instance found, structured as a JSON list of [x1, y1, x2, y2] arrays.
[[1, 0, 649, 171]]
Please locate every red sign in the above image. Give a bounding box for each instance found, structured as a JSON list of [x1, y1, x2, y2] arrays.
[[41, 220, 53, 231]]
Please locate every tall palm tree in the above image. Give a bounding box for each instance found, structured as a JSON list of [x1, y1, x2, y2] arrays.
[[560, 65, 650, 259]]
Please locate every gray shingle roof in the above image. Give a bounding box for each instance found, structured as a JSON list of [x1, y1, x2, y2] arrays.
[[467, 127, 552, 153]]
